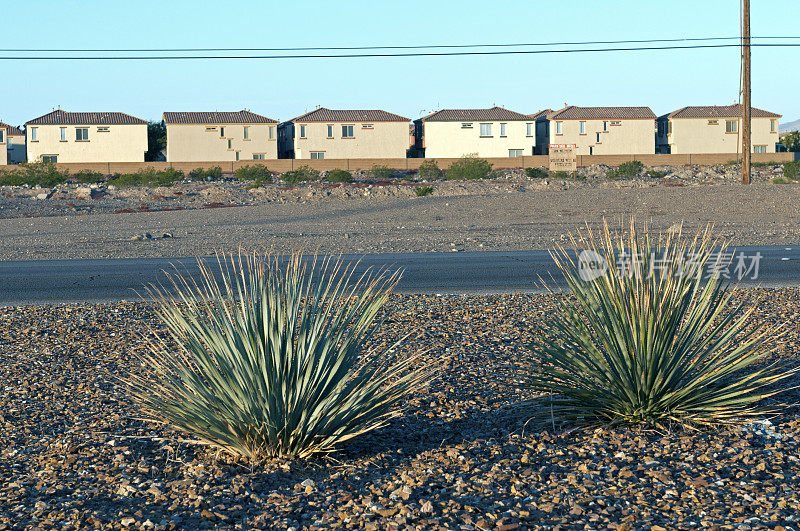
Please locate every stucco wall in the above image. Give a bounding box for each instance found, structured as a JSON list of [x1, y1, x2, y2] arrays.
[[658, 117, 779, 154], [26, 124, 147, 163], [422, 120, 536, 158], [293, 121, 410, 159], [0, 127, 7, 165], [549, 119, 655, 155], [166, 123, 278, 162], [7, 134, 26, 164]]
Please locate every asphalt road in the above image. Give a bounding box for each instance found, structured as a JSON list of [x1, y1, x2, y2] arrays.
[[1, 247, 799, 304]]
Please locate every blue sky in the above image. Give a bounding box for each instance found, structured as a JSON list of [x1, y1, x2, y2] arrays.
[[1, 0, 798, 126]]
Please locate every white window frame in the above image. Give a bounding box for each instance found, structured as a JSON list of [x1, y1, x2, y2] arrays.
[[243, 126, 250, 140], [97, 126, 110, 132], [310, 151, 325, 159], [0, 130, 4, 144], [42, 154, 57, 163], [253, 153, 266, 160], [327, 125, 333, 138], [75, 127, 89, 141], [342, 125, 354, 138], [771, 119, 777, 133], [227, 139, 232, 149], [725, 120, 738, 133], [508, 149, 523, 157], [526, 123, 533, 137], [580, 121, 586, 135], [500, 123, 507, 137], [479, 123, 492, 137], [269, 126, 275, 139], [60, 127, 67, 141], [31, 127, 38, 141], [753, 145, 767, 154], [555, 122, 563, 135], [299, 125, 307, 138], [461, 123, 473, 129]]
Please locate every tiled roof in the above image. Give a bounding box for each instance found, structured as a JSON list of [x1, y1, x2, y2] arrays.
[[664, 105, 781, 119], [422, 106, 531, 122], [548, 106, 656, 120], [289, 107, 409, 123], [163, 110, 278, 125], [0, 122, 23, 135], [26, 109, 148, 126], [528, 109, 552, 120]]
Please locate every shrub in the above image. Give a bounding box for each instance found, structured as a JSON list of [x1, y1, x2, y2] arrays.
[[646, 169, 667, 179], [189, 166, 224, 181], [552, 170, 578, 180], [418, 160, 444, 181], [784, 161, 800, 181], [771, 176, 792, 184], [445, 154, 495, 180], [236, 164, 273, 183], [414, 186, 434, 197], [606, 160, 644, 179], [368, 165, 395, 180], [527, 220, 791, 429], [127, 253, 430, 461], [72, 170, 106, 184], [0, 162, 70, 187], [108, 167, 184, 187], [525, 167, 549, 179], [282, 166, 319, 185], [327, 169, 353, 183]]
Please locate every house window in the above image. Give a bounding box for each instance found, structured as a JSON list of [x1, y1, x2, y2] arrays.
[[508, 149, 523, 157], [97, 126, 110, 132], [610, 121, 621, 126], [205, 127, 217, 132], [42, 155, 57, 163], [668, 121, 673, 135], [227, 139, 232, 149], [603, 121, 608, 131], [461, 123, 473, 129], [31, 127, 38, 141], [235, 151, 240, 161], [220, 127, 225, 138], [243, 126, 250, 140], [299, 125, 307, 138], [269, 126, 275, 139], [253, 153, 266, 160], [310, 152, 325, 159], [362, 124, 374, 129], [526, 123, 533, 137], [725, 120, 738, 133], [500, 123, 507, 137], [708, 120, 719, 126], [555, 122, 563, 135], [76, 128, 89, 141], [0, 131, 4, 143], [754, 145, 767, 153], [327, 125, 333, 138], [580, 121, 586, 135], [342, 125, 354, 138], [60, 127, 67, 141], [479, 123, 492, 137], [596, 133, 601, 143], [771, 119, 778, 133]]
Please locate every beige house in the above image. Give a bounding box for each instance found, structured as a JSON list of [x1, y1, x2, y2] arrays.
[[279, 107, 411, 159], [657, 105, 781, 154], [6, 125, 26, 164], [164, 111, 278, 162], [414, 107, 535, 158], [0, 122, 9, 165], [545, 106, 656, 155], [25, 110, 147, 163]]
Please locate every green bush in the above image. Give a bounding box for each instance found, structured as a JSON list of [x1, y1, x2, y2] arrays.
[[771, 176, 792, 184], [368, 165, 395, 180], [418, 160, 444, 181], [235, 164, 273, 183], [189, 166, 224, 181], [445, 154, 495, 180], [414, 186, 434, 197], [784, 161, 800, 181], [552, 170, 579, 180], [282, 166, 319, 185], [127, 253, 430, 461], [72, 170, 106, 183], [525, 167, 549, 179], [0, 162, 70, 187], [326, 169, 352, 183], [108, 167, 184, 188], [607, 160, 644, 179], [527, 220, 791, 429], [646, 169, 667, 179]]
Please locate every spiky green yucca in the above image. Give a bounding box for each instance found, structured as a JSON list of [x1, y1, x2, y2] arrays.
[[128, 253, 428, 461], [529, 221, 792, 429]]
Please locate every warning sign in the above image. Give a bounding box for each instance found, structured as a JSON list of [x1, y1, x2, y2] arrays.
[[549, 144, 577, 172]]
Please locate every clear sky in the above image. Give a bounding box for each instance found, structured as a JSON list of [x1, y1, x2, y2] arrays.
[[1, 0, 798, 127]]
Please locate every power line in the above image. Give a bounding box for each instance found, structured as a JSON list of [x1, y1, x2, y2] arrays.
[[0, 43, 798, 60]]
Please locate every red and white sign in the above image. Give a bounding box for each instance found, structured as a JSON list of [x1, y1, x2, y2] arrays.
[[550, 144, 577, 149]]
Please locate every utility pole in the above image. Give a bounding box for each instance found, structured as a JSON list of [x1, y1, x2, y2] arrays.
[[741, 0, 752, 184]]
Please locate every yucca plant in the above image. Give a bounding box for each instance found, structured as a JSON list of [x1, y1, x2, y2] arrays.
[[529, 220, 793, 429], [127, 253, 429, 461]]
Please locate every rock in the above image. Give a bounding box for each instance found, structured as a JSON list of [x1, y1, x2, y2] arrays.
[[120, 517, 136, 526], [300, 478, 315, 487], [36, 192, 49, 200], [162, 232, 173, 239]]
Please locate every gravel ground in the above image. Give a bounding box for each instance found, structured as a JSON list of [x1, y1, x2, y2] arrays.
[[1, 178, 800, 261], [2, 289, 800, 529]]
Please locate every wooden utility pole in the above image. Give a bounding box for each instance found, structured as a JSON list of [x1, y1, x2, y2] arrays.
[[741, 0, 752, 184]]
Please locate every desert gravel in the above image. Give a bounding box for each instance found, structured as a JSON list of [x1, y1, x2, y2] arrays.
[[2, 289, 800, 529]]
